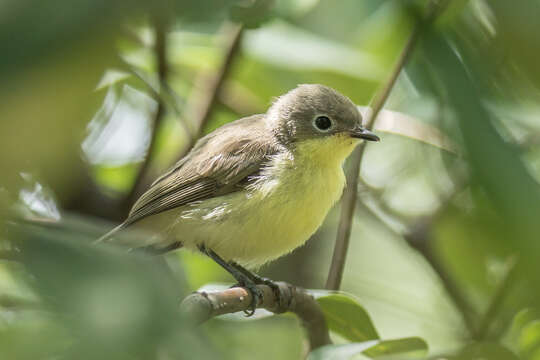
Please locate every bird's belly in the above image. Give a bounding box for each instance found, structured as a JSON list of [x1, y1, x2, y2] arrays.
[[169, 162, 346, 268]]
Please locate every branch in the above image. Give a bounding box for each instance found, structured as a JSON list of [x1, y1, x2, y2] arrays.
[[180, 282, 331, 351], [325, 0, 447, 290], [123, 18, 169, 211]]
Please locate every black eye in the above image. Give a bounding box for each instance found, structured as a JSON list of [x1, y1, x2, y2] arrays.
[[314, 116, 332, 131]]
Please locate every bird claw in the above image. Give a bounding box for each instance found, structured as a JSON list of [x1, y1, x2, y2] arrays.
[[243, 282, 263, 317], [231, 280, 263, 317]]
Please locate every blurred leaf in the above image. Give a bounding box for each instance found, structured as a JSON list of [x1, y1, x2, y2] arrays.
[[508, 309, 540, 339], [308, 337, 427, 360], [0, 35, 114, 200], [274, 0, 320, 19], [308, 342, 374, 360], [520, 320, 540, 359], [505, 309, 540, 360], [359, 107, 457, 153], [243, 20, 384, 81], [229, 0, 275, 28], [0, 0, 126, 79], [362, 337, 428, 358], [92, 163, 139, 193], [424, 30, 540, 285], [489, 0, 540, 88], [315, 292, 379, 342], [451, 342, 520, 360], [3, 220, 216, 360], [205, 316, 304, 360], [96, 70, 133, 90]]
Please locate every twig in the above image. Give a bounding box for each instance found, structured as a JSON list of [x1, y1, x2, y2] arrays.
[[174, 22, 244, 161], [123, 18, 169, 210], [180, 282, 331, 351], [325, 1, 445, 290], [122, 61, 191, 136]]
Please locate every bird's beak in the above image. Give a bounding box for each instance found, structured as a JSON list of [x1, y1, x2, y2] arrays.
[[349, 127, 380, 141]]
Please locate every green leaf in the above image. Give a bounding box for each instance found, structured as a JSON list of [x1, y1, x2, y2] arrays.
[[315, 292, 379, 342], [229, 0, 275, 29], [362, 337, 428, 358], [519, 320, 540, 357], [507, 308, 539, 344], [452, 343, 520, 360], [308, 342, 374, 360], [308, 338, 428, 360]]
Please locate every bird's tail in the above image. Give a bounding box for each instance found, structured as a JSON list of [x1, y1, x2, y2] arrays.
[[94, 222, 127, 244]]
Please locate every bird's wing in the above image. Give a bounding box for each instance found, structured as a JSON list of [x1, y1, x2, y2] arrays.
[[124, 114, 281, 226]]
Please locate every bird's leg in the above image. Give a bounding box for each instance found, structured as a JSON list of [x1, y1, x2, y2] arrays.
[[198, 245, 262, 316]]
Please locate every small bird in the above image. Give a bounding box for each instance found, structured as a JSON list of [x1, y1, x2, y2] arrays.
[[98, 84, 379, 313]]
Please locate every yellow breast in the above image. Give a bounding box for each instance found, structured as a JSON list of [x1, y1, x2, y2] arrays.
[[222, 135, 359, 267], [170, 134, 360, 268]]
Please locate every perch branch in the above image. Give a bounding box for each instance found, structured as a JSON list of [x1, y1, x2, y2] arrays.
[[180, 282, 331, 351], [325, 0, 447, 290]]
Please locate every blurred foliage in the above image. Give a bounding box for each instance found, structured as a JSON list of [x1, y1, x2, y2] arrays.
[[2, 0, 540, 359]]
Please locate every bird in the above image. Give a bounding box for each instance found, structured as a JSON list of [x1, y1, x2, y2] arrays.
[[97, 84, 379, 314]]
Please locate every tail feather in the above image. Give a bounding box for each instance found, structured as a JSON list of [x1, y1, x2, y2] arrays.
[[94, 223, 127, 244], [95, 222, 183, 255]]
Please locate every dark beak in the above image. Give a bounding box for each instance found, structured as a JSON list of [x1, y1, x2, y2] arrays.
[[349, 127, 380, 142]]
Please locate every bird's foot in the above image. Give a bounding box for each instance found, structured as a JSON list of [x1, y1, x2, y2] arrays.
[[230, 277, 263, 317], [228, 262, 285, 313]]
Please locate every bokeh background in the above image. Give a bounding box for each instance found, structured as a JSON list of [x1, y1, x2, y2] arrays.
[[2, 0, 540, 359]]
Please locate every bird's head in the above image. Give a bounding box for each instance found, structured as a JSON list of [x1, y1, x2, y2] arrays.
[[267, 84, 379, 160]]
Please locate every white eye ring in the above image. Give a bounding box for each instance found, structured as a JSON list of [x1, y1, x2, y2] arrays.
[[313, 115, 334, 132]]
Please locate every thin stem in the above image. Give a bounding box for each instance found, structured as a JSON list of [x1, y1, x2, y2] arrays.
[[174, 22, 244, 162], [123, 18, 169, 211], [326, 1, 445, 290]]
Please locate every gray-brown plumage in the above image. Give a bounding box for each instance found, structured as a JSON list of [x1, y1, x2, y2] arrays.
[[125, 114, 281, 227]]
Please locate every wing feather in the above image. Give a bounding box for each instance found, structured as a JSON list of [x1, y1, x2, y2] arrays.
[[123, 114, 280, 226]]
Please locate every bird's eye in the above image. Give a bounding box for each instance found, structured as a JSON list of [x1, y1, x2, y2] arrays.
[[313, 116, 333, 132]]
